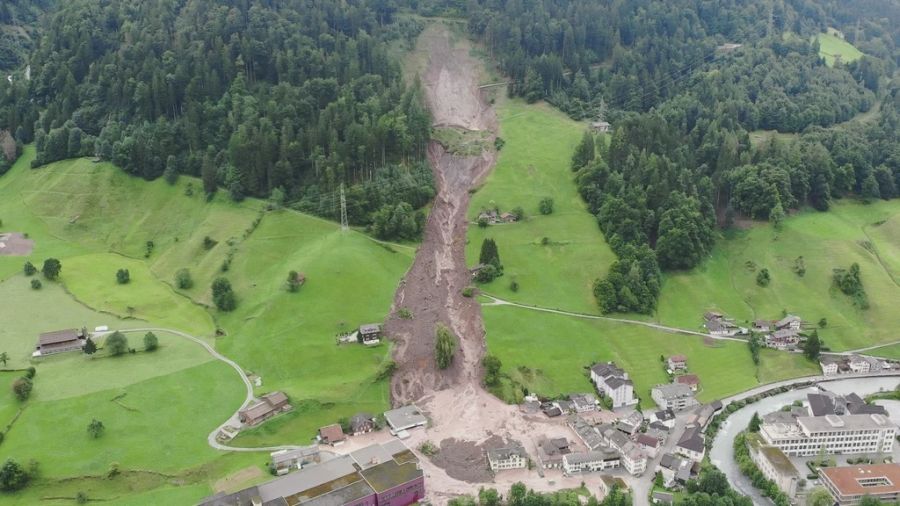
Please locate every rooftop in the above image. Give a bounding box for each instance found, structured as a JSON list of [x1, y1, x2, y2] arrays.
[[653, 383, 695, 400], [748, 434, 799, 477], [675, 374, 700, 386], [563, 450, 618, 466], [808, 393, 836, 416], [820, 464, 900, 496], [38, 328, 83, 346], [487, 446, 527, 462], [798, 413, 891, 433], [384, 404, 427, 430], [271, 446, 319, 466]]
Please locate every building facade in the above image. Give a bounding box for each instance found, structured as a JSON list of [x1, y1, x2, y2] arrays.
[[590, 362, 637, 408], [820, 464, 900, 505], [760, 414, 896, 457], [747, 435, 800, 498], [487, 447, 528, 471], [562, 451, 620, 474], [652, 384, 699, 412]]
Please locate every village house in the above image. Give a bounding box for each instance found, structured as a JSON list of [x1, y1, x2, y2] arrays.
[[622, 447, 648, 476], [200, 440, 424, 506], [765, 329, 800, 350], [542, 402, 563, 418], [820, 354, 883, 376], [487, 447, 528, 472], [652, 384, 699, 412], [634, 433, 661, 458], [571, 417, 606, 450], [849, 354, 871, 373], [652, 491, 675, 505], [269, 445, 320, 476], [499, 212, 518, 223], [384, 405, 428, 436], [820, 354, 844, 375], [675, 374, 700, 392], [659, 453, 696, 488], [667, 355, 687, 372], [318, 423, 346, 446], [775, 314, 802, 331], [350, 413, 377, 435], [358, 324, 382, 345], [477, 209, 499, 224], [562, 450, 620, 474], [33, 328, 86, 357], [646, 425, 670, 445], [590, 362, 637, 408], [238, 391, 292, 426], [598, 475, 629, 497], [676, 426, 706, 462], [649, 409, 676, 429], [747, 433, 800, 498], [536, 437, 571, 469], [569, 393, 599, 413], [616, 410, 644, 436], [686, 401, 723, 432], [753, 320, 773, 333]]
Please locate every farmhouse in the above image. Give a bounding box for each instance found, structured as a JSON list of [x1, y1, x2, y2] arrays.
[[649, 409, 676, 428], [634, 433, 661, 457], [570, 417, 606, 450], [590, 362, 637, 408], [675, 374, 700, 392], [487, 446, 528, 471], [775, 315, 802, 331], [820, 354, 845, 375], [753, 320, 772, 333], [765, 329, 800, 350], [270, 445, 320, 476], [590, 120, 611, 133], [746, 434, 800, 498], [199, 440, 424, 506], [238, 391, 292, 426], [358, 324, 382, 345], [350, 413, 377, 435], [318, 424, 346, 446], [652, 384, 699, 412], [562, 450, 620, 474], [820, 464, 900, 505], [33, 328, 86, 357], [384, 405, 427, 435], [616, 410, 644, 435], [569, 393, 599, 412], [652, 491, 674, 505], [667, 355, 687, 371]]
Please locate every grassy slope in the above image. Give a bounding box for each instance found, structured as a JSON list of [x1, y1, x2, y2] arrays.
[[658, 201, 900, 351], [466, 99, 816, 403], [817, 32, 863, 67], [0, 148, 414, 500], [466, 99, 617, 314]]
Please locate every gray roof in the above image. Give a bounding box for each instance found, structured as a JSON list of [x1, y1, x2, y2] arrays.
[[257, 456, 358, 503], [653, 383, 695, 400], [648, 421, 671, 432], [591, 362, 625, 378], [775, 315, 800, 328], [677, 427, 705, 453], [384, 404, 427, 430], [563, 450, 618, 466], [38, 329, 83, 346], [359, 324, 381, 334], [820, 354, 845, 365], [654, 409, 675, 421], [807, 393, 836, 416], [653, 491, 674, 504], [488, 446, 527, 462], [772, 329, 799, 340], [270, 446, 319, 466], [798, 414, 891, 432]]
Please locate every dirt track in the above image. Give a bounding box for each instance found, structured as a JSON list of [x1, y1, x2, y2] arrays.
[[387, 25, 497, 404]]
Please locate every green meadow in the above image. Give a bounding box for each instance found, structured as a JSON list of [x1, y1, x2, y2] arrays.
[[466, 99, 617, 314], [0, 148, 414, 501], [657, 200, 900, 351], [482, 304, 820, 403], [817, 31, 863, 66]]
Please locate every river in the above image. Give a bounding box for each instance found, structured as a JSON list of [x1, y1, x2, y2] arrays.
[[710, 376, 900, 504]]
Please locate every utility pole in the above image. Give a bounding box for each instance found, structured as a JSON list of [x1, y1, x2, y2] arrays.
[[339, 183, 348, 232]]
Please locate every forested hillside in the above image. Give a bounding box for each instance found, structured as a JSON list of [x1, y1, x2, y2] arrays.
[[419, 0, 900, 314], [0, 0, 434, 237], [0, 0, 51, 71]]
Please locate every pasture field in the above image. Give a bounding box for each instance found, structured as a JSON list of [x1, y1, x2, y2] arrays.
[[657, 200, 900, 351], [466, 99, 616, 314], [817, 31, 863, 66], [482, 304, 820, 404], [0, 147, 414, 501]]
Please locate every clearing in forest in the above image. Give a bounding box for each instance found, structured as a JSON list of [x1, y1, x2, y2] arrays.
[[817, 30, 864, 66]]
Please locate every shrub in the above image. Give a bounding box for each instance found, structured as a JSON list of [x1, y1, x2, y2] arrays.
[[398, 308, 413, 319], [30, 278, 41, 290], [41, 258, 62, 280], [23, 261, 36, 276], [24, 367, 35, 379], [539, 197, 554, 215], [511, 206, 525, 221], [175, 268, 193, 289], [212, 277, 237, 311], [202, 236, 218, 250], [12, 377, 32, 401], [509, 279, 519, 292], [116, 268, 130, 284], [87, 418, 105, 438], [477, 217, 489, 228], [462, 286, 475, 298], [286, 271, 304, 292], [756, 268, 771, 287], [493, 137, 505, 151], [0, 458, 30, 491], [475, 264, 499, 283]]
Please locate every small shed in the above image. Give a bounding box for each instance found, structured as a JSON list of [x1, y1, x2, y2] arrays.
[[591, 121, 612, 133], [318, 424, 346, 446], [358, 324, 382, 345]]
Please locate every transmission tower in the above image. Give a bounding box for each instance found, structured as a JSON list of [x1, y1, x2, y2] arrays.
[[339, 183, 349, 232]]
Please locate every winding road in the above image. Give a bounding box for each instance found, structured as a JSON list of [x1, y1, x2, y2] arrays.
[[109, 328, 305, 452]]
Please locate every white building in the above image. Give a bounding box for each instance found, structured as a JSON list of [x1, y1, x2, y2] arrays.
[[848, 355, 871, 374], [652, 384, 699, 412], [676, 426, 706, 462], [760, 414, 896, 457], [590, 362, 637, 408], [562, 450, 620, 474], [487, 447, 528, 471], [775, 315, 802, 331], [820, 355, 842, 376], [622, 447, 647, 476]]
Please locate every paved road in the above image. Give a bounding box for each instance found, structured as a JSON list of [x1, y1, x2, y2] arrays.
[[110, 328, 303, 452]]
